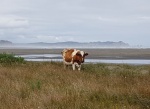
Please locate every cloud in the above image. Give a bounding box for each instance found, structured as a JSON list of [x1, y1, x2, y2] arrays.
[[0, 15, 29, 28], [0, 0, 150, 46], [35, 35, 74, 42], [139, 16, 150, 20], [36, 35, 62, 42]]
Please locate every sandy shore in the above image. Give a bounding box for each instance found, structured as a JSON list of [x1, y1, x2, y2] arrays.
[[0, 48, 150, 59]]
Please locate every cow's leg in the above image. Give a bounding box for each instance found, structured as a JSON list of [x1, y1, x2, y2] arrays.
[[72, 64, 75, 70], [78, 65, 81, 71], [63, 63, 67, 69], [76, 64, 81, 71]]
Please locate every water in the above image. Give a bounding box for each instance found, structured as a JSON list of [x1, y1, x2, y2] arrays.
[[19, 54, 61, 59], [16, 54, 150, 65]]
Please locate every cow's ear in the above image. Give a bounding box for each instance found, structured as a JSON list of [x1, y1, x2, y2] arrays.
[[84, 53, 88, 56]]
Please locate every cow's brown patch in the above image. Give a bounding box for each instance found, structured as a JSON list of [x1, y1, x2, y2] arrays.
[[64, 49, 74, 62]]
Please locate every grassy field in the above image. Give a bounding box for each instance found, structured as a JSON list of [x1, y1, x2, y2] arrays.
[[0, 61, 150, 109]]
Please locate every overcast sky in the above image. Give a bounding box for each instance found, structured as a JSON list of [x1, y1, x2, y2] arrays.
[[0, 0, 150, 46]]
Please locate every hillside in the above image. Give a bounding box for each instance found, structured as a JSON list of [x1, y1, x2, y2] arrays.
[[28, 41, 129, 48], [0, 40, 129, 48], [0, 40, 13, 45]]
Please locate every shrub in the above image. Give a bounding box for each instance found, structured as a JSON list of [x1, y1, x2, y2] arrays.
[[0, 53, 25, 64]]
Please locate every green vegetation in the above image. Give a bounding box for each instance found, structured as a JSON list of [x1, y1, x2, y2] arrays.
[[0, 61, 150, 109], [0, 53, 25, 64]]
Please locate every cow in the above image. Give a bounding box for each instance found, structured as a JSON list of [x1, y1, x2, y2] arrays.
[[61, 49, 88, 71]]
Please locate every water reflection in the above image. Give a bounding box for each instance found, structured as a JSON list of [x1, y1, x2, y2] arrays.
[[16, 54, 150, 65]]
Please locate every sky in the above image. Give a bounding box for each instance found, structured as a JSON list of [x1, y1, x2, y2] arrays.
[[0, 0, 150, 46]]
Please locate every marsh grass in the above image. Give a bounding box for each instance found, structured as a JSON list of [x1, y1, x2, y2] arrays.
[[0, 62, 150, 109]]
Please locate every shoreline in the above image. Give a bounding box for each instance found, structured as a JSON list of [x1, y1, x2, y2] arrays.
[[0, 48, 150, 60]]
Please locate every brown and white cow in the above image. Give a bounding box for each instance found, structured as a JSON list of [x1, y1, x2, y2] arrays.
[[61, 49, 88, 71]]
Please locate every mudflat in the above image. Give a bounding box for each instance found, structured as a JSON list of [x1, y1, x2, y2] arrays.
[[0, 48, 150, 59]]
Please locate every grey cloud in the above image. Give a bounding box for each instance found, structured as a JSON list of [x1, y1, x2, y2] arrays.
[[0, 15, 29, 28]]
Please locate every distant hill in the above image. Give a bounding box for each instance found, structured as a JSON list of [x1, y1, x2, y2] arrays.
[[0, 40, 130, 48], [27, 41, 129, 48], [0, 40, 13, 45]]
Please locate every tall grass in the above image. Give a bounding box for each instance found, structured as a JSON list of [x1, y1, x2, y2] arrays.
[[0, 62, 150, 109]]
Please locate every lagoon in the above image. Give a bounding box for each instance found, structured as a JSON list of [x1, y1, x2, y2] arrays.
[[16, 54, 150, 65]]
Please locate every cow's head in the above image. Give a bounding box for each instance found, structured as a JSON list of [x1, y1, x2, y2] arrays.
[[75, 51, 88, 63]]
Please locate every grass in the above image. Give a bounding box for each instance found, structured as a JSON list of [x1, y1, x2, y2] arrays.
[[0, 61, 150, 109]]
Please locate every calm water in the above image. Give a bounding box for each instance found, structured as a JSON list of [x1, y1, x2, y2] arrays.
[[16, 54, 150, 65]]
